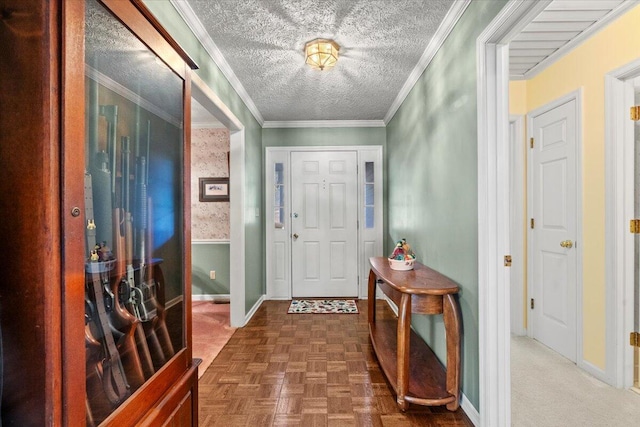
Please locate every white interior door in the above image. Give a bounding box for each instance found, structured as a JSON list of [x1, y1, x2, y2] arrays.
[[291, 151, 358, 297], [529, 98, 578, 362]]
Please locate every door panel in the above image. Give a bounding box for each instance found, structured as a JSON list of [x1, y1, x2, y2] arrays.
[[303, 242, 320, 279], [330, 183, 347, 228], [292, 151, 358, 297], [530, 99, 577, 362], [541, 251, 568, 324], [274, 242, 286, 281]]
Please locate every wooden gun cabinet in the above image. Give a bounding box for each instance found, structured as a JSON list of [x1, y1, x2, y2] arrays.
[[0, 0, 199, 424]]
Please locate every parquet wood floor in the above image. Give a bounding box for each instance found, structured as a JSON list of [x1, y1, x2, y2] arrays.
[[198, 300, 473, 426]]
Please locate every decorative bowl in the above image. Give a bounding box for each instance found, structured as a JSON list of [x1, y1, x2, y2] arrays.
[[388, 257, 415, 271]]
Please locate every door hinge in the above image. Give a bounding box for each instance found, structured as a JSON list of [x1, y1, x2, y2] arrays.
[[530, 137, 534, 148], [530, 298, 535, 310], [630, 332, 640, 347], [530, 218, 535, 229], [631, 219, 640, 234], [504, 255, 512, 267], [631, 106, 640, 121]]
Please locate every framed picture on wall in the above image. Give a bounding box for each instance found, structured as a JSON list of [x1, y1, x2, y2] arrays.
[[199, 177, 230, 202]]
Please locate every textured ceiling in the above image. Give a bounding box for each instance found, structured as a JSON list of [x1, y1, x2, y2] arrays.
[[182, 0, 456, 122]]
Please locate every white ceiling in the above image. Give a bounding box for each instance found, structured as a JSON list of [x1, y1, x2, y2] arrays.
[[509, 0, 637, 79], [177, 0, 639, 127]]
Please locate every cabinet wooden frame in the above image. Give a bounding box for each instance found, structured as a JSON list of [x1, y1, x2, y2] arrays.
[[60, 0, 196, 424], [3, 0, 198, 424]]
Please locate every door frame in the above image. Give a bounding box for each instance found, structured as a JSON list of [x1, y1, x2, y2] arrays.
[[509, 115, 526, 337], [191, 73, 246, 328], [525, 90, 584, 365], [477, 0, 634, 423], [477, 1, 553, 425], [265, 145, 383, 300], [605, 57, 640, 388]]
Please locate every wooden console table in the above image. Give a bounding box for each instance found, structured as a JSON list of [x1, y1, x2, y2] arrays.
[[368, 256, 461, 411]]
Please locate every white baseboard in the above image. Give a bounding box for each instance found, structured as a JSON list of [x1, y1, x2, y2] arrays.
[[461, 393, 479, 426], [244, 295, 265, 325], [579, 358, 610, 386], [383, 295, 399, 315], [192, 294, 230, 302]]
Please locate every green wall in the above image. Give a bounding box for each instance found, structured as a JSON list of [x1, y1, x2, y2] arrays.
[[385, 0, 507, 409], [143, 0, 265, 315], [145, 0, 509, 408], [192, 243, 230, 295]]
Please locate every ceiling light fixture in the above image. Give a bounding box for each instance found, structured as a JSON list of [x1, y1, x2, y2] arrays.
[[304, 38, 340, 71]]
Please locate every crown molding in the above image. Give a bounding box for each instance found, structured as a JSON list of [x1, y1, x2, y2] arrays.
[[383, 0, 472, 125], [170, 0, 265, 126], [85, 65, 183, 128], [262, 120, 386, 129]]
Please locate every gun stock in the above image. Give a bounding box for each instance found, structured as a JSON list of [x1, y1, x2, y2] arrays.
[[149, 263, 175, 361], [86, 264, 129, 403]]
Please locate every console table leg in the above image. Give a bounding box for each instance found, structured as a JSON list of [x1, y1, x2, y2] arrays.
[[444, 293, 461, 411], [396, 292, 411, 411], [397, 397, 409, 412], [368, 270, 377, 325]]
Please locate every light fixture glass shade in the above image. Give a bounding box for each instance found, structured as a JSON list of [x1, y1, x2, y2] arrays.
[[304, 38, 340, 71]]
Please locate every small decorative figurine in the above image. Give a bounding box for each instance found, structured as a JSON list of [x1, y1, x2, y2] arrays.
[[388, 238, 416, 270]]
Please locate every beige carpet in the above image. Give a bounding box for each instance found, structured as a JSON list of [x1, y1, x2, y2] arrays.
[[192, 301, 235, 379], [512, 336, 640, 426]]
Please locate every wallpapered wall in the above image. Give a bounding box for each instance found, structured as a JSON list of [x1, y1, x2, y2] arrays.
[[191, 127, 230, 240]]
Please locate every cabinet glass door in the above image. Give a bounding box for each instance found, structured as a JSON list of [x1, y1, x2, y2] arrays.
[[84, 0, 185, 423]]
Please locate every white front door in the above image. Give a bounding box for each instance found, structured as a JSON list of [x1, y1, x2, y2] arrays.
[[291, 151, 358, 297], [529, 98, 578, 362]]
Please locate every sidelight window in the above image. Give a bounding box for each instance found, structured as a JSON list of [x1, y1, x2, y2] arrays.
[[364, 161, 375, 228]]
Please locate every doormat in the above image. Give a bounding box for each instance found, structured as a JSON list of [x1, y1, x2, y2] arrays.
[[288, 299, 359, 314]]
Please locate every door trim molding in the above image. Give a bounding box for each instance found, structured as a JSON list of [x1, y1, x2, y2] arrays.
[[191, 73, 246, 328], [477, 1, 553, 425], [605, 57, 640, 388], [526, 89, 585, 370], [509, 115, 526, 337], [264, 145, 383, 300]]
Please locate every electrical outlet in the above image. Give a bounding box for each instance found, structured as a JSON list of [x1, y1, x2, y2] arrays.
[[209, 270, 216, 280]]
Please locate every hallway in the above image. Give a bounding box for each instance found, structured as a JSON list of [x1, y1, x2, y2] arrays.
[[198, 300, 473, 426], [511, 336, 640, 426]]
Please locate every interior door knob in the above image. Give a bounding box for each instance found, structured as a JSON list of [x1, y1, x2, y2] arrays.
[[293, 233, 299, 240], [560, 240, 573, 248]]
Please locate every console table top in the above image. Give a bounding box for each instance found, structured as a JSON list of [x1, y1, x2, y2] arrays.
[[369, 256, 459, 296]]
